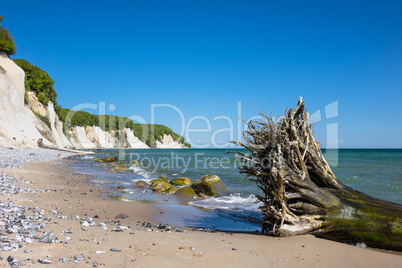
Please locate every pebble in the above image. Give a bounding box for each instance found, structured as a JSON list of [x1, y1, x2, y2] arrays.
[[74, 254, 83, 261], [174, 226, 183, 232], [38, 258, 52, 264], [39, 234, 59, 243], [59, 257, 69, 262], [64, 227, 74, 234], [115, 213, 129, 219]]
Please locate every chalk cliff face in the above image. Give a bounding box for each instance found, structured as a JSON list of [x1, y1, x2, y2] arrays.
[[156, 134, 186, 148], [0, 52, 48, 147], [67, 126, 151, 149], [0, 53, 187, 149], [27, 92, 72, 148]]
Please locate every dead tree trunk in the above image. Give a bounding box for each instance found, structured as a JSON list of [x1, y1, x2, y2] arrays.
[[231, 97, 402, 251]]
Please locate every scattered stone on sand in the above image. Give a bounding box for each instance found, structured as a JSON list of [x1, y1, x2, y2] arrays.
[[38, 258, 52, 264], [115, 213, 129, 219], [59, 257, 69, 262]]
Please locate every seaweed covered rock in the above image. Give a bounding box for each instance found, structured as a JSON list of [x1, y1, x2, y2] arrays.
[[150, 176, 169, 186], [191, 175, 228, 197], [135, 180, 148, 189], [96, 156, 118, 163], [170, 177, 191, 186], [151, 181, 172, 193], [167, 188, 179, 194], [174, 186, 197, 197]]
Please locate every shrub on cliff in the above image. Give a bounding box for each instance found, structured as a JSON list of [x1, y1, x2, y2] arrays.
[[13, 59, 57, 107], [0, 16, 16, 56]]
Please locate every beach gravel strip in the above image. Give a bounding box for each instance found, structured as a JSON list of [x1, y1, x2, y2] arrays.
[[0, 147, 75, 259]]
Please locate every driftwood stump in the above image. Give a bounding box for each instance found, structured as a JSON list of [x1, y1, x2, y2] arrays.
[[231, 97, 402, 251]]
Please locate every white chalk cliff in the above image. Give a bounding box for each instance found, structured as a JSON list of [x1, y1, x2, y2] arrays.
[[0, 52, 51, 147], [0, 53, 187, 149]]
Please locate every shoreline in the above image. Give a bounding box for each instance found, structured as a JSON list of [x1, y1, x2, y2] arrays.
[[0, 154, 401, 266]]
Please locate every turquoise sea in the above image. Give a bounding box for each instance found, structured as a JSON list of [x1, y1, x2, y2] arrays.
[[71, 149, 402, 232]]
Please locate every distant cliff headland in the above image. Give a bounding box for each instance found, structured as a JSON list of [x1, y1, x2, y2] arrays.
[[0, 15, 189, 149]]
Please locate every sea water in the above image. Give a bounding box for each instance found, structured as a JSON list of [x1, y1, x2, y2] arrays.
[[71, 149, 402, 232]]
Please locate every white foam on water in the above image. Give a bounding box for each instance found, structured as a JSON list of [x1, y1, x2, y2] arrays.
[[189, 193, 262, 212], [128, 165, 156, 183]]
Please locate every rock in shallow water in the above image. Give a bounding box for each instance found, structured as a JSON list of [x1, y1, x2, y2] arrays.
[[170, 177, 191, 186], [135, 180, 148, 188], [150, 181, 172, 193], [96, 156, 118, 163], [191, 174, 228, 197], [174, 186, 197, 197]]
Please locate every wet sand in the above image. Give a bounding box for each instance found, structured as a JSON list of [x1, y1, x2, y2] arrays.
[[1, 159, 401, 267]]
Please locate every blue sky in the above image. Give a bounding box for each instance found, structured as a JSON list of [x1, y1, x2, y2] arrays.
[[2, 0, 401, 148]]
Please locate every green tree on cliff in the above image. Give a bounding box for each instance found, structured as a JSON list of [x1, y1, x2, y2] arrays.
[[0, 15, 16, 56], [13, 59, 57, 106]]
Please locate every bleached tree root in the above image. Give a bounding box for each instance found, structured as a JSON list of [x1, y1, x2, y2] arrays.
[[231, 97, 402, 251]]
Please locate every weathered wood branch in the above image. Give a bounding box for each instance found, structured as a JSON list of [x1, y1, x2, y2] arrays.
[[231, 97, 402, 251]]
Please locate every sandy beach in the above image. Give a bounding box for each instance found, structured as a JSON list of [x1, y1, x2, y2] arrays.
[[0, 152, 400, 267]]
